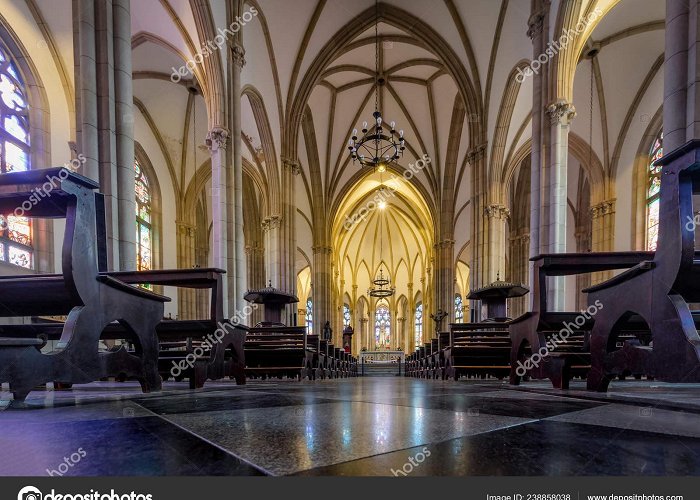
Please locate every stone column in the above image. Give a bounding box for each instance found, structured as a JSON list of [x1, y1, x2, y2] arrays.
[[484, 204, 510, 283], [433, 238, 455, 324], [396, 317, 406, 350], [281, 157, 300, 323], [312, 244, 333, 334], [527, 7, 545, 258], [231, 44, 246, 316], [590, 199, 615, 284], [113, 0, 136, 270], [245, 244, 264, 325], [467, 144, 488, 291], [419, 276, 428, 340], [263, 215, 282, 287], [359, 317, 369, 351], [508, 232, 530, 317], [665, 0, 689, 151], [406, 281, 414, 352], [207, 127, 230, 317], [176, 221, 196, 319], [574, 227, 591, 310], [545, 100, 576, 310], [74, 0, 99, 182]]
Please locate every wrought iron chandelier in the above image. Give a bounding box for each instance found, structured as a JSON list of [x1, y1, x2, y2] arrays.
[[348, 0, 405, 172]]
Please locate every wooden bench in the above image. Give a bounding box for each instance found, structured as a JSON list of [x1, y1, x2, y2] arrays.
[[244, 326, 317, 380], [444, 323, 511, 381], [106, 268, 246, 387], [0, 168, 169, 402], [509, 251, 652, 389], [584, 140, 700, 391]]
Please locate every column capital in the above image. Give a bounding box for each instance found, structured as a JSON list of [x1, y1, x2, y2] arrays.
[[526, 12, 545, 39], [232, 43, 246, 67], [589, 199, 616, 219], [434, 239, 455, 249], [262, 214, 282, 232], [206, 127, 230, 152], [484, 203, 511, 220], [546, 99, 576, 126], [466, 143, 488, 164], [312, 245, 333, 255], [282, 156, 301, 175], [176, 220, 196, 237]]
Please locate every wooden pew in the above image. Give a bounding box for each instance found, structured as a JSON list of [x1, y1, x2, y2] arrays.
[[106, 268, 246, 387], [584, 140, 700, 391], [0, 168, 168, 402], [444, 322, 511, 381], [509, 251, 652, 389], [244, 326, 317, 380]]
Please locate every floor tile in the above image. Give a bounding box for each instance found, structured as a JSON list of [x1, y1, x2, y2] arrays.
[[298, 420, 700, 476], [548, 403, 700, 438], [0, 415, 264, 476], [165, 400, 535, 475]]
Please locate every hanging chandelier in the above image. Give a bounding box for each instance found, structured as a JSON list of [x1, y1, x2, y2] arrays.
[[368, 197, 395, 297], [348, 0, 405, 172], [368, 266, 395, 298]]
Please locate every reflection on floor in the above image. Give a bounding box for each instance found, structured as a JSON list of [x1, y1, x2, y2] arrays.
[[3, 378, 700, 476]]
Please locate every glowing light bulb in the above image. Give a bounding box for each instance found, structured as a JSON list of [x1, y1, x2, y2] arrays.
[[378, 200, 387, 210], [377, 163, 387, 173]]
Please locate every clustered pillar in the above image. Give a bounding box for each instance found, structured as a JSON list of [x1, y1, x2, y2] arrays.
[[73, 0, 137, 270]]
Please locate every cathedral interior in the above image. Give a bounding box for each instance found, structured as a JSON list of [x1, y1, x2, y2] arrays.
[[0, 0, 700, 480]]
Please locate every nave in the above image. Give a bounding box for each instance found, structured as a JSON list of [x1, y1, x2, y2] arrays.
[[3, 377, 700, 476]]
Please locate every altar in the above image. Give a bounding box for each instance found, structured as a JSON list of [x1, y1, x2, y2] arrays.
[[358, 350, 405, 364]]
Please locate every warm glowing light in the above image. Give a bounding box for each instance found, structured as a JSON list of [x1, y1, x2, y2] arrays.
[[376, 163, 387, 173], [378, 200, 387, 210]]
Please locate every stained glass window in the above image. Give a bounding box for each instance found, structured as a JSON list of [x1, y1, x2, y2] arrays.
[[414, 302, 423, 348], [455, 294, 464, 322], [0, 44, 31, 268], [375, 302, 391, 349], [306, 299, 313, 334], [343, 303, 351, 327], [646, 131, 663, 251], [135, 159, 152, 271]]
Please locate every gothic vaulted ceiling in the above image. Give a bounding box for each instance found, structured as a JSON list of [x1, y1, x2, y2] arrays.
[[2, 0, 666, 297]]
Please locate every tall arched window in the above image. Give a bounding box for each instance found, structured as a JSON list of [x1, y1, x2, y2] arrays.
[[0, 44, 32, 268], [455, 294, 464, 322], [135, 158, 152, 271], [375, 302, 391, 349], [306, 298, 313, 334], [646, 131, 663, 251], [414, 302, 423, 348], [343, 303, 351, 327]]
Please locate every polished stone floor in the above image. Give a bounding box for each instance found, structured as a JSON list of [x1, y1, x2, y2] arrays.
[[3, 377, 700, 476]]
